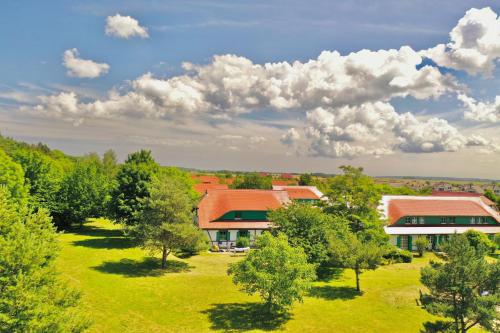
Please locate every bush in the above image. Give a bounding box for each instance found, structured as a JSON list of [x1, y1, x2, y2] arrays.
[[494, 234, 500, 249], [383, 247, 413, 263], [236, 237, 250, 248], [415, 236, 429, 257], [211, 244, 220, 252], [463, 230, 496, 253]]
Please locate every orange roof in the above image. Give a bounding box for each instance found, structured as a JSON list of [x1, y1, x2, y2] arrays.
[[282, 188, 320, 199], [197, 189, 289, 229], [388, 199, 492, 225], [194, 183, 228, 194]]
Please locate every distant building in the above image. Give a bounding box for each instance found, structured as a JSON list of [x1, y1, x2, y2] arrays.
[[272, 185, 324, 204], [432, 182, 452, 192], [380, 195, 500, 251]]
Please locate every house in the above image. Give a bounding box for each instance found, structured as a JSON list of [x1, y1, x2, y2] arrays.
[[432, 182, 452, 192], [197, 189, 290, 249], [272, 185, 324, 203], [431, 191, 497, 210], [194, 183, 228, 195], [380, 195, 500, 251]]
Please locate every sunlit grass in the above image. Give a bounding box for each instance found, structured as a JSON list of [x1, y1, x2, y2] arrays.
[[56, 218, 486, 332]]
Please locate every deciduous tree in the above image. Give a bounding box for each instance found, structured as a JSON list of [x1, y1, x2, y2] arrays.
[[228, 233, 316, 313]]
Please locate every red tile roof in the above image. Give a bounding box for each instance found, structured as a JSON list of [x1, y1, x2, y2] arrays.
[[197, 189, 289, 229], [431, 191, 496, 207], [282, 188, 320, 199], [388, 199, 492, 225], [194, 183, 228, 194]]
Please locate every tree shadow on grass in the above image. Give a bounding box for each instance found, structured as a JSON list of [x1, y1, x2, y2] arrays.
[[72, 237, 135, 249], [420, 320, 453, 333], [308, 285, 360, 300], [202, 302, 291, 332], [92, 257, 192, 277], [316, 265, 344, 282], [68, 225, 124, 238]]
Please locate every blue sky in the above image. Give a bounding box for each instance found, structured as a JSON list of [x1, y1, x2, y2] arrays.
[[0, 1, 499, 178]]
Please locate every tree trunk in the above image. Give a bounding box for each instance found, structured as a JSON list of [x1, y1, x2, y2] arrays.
[[355, 265, 360, 292], [161, 245, 168, 269]]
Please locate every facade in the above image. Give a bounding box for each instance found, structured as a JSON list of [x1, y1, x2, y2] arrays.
[[380, 195, 500, 251], [196, 189, 290, 248]]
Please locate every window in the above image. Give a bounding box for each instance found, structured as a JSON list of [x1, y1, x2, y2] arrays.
[[405, 217, 411, 224], [419, 217, 425, 224], [400, 235, 408, 250], [411, 217, 418, 224], [218, 230, 229, 241], [441, 217, 447, 224], [234, 211, 242, 220], [238, 230, 249, 239], [447, 217, 455, 224], [481, 217, 486, 224]]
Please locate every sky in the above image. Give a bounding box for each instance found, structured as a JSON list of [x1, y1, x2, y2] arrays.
[[0, 0, 499, 179]]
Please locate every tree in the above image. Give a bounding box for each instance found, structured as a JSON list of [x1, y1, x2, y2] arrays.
[[298, 173, 313, 186], [328, 220, 384, 292], [133, 174, 208, 268], [102, 149, 118, 181], [420, 234, 499, 333], [324, 166, 386, 243], [228, 233, 316, 313], [463, 230, 496, 254], [57, 155, 110, 227], [0, 188, 89, 332], [269, 202, 333, 267], [110, 150, 159, 225], [415, 236, 429, 257], [231, 173, 272, 189], [0, 148, 28, 206], [12, 148, 64, 213]]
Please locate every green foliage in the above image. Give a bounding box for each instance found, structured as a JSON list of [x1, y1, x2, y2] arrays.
[[495, 234, 500, 249], [463, 230, 496, 254], [420, 234, 499, 333], [231, 173, 272, 189], [12, 148, 64, 212], [415, 236, 429, 257], [298, 173, 313, 186], [236, 236, 250, 248], [269, 202, 333, 266], [0, 148, 29, 206], [328, 220, 384, 292], [228, 233, 316, 313], [383, 247, 413, 263], [57, 154, 110, 227], [0, 189, 89, 332], [102, 149, 118, 181], [133, 174, 208, 268], [110, 150, 159, 225], [323, 166, 387, 243]]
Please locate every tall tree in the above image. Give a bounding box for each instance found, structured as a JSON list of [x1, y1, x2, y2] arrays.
[[12, 149, 64, 212], [102, 149, 118, 181], [133, 174, 207, 268], [0, 148, 28, 206], [269, 202, 332, 267], [324, 165, 386, 243], [110, 150, 159, 225], [57, 154, 110, 227], [328, 220, 384, 292], [0, 188, 89, 332], [420, 234, 499, 333], [228, 233, 316, 313]]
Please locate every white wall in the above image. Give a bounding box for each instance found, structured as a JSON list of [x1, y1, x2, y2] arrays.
[[205, 229, 265, 248]]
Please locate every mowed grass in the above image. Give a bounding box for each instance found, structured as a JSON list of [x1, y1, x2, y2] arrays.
[[56, 219, 485, 333]]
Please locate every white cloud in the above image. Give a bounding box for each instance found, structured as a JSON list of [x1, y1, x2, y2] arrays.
[[105, 14, 149, 39], [281, 128, 300, 146], [250, 136, 267, 144], [458, 94, 500, 123], [422, 7, 500, 76], [63, 49, 109, 78], [26, 92, 84, 126]]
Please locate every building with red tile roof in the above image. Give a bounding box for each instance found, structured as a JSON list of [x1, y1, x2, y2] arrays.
[[380, 195, 499, 252], [272, 185, 324, 202], [197, 189, 290, 248], [194, 183, 228, 195]]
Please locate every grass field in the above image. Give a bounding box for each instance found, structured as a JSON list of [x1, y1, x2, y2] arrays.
[[56, 219, 485, 333]]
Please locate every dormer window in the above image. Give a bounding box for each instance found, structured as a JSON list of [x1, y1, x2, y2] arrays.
[[234, 211, 242, 220]]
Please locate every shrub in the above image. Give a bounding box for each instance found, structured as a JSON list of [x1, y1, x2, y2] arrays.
[[383, 247, 413, 263], [236, 237, 250, 248], [211, 244, 220, 252], [494, 234, 500, 249], [415, 236, 429, 257]]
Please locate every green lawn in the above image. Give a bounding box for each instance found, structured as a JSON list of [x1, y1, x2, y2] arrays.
[[57, 219, 484, 333]]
